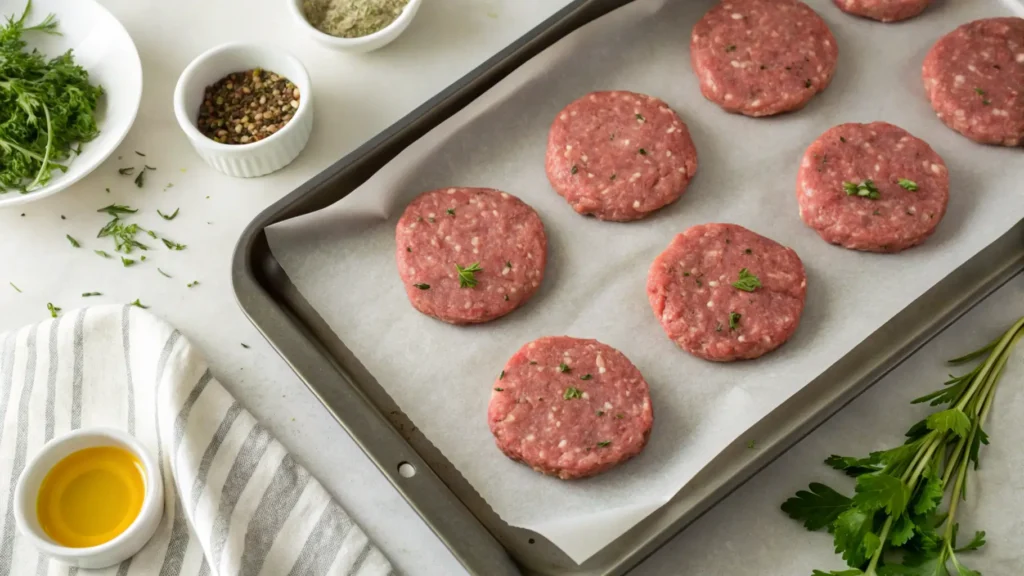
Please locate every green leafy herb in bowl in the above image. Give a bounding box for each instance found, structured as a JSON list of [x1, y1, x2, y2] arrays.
[[0, 0, 103, 193]]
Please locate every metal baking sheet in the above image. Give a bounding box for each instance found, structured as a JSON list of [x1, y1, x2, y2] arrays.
[[233, 0, 1024, 573]]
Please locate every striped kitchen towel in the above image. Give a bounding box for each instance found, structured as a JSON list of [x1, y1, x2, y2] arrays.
[[0, 305, 394, 576]]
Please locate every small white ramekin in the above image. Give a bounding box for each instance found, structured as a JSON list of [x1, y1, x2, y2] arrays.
[[288, 0, 422, 53], [174, 43, 314, 178], [14, 428, 164, 569]]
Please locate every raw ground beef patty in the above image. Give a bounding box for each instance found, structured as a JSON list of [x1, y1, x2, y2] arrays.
[[488, 337, 654, 480], [545, 91, 698, 221], [690, 0, 838, 117], [797, 122, 949, 253], [395, 187, 547, 324], [647, 224, 806, 362], [922, 17, 1024, 146], [832, 0, 931, 23]]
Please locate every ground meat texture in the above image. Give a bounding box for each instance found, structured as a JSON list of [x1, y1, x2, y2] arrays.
[[690, 0, 839, 117], [922, 18, 1024, 147], [647, 224, 806, 362], [832, 0, 931, 23], [395, 188, 547, 324], [545, 91, 698, 222], [797, 122, 949, 253], [488, 337, 654, 480]]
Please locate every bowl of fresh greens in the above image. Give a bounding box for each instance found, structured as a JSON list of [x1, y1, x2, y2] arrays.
[[0, 0, 141, 209]]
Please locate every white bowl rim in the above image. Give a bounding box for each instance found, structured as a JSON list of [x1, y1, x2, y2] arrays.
[[13, 427, 163, 559], [0, 0, 142, 210], [287, 0, 422, 46], [172, 42, 313, 153]]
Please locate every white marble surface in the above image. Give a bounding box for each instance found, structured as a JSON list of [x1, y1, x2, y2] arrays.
[[1, 1, 1021, 574]]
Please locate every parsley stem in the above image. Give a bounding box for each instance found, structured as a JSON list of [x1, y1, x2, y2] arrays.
[[866, 516, 894, 573], [27, 104, 54, 190], [954, 317, 1024, 413]]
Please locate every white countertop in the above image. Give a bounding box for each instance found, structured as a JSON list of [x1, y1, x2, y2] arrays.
[[1, 1, 1021, 574]]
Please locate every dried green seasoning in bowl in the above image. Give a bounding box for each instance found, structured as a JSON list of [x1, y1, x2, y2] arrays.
[[302, 0, 409, 38], [196, 69, 300, 145]]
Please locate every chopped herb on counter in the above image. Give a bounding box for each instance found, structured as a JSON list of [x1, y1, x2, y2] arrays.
[[158, 268, 172, 278], [118, 167, 134, 176], [121, 257, 135, 267], [158, 208, 179, 220], [563, 387, 583, 400], [134, 165, 154, 188], [197, 69, 300, 145], [66, 234, 80, 248], [97, 204, 137, 217], [747, 440, 756, 449], [187, 280, 199, 288], [161, 238, 186, 251], [729, 312, 741, 330], [301, 0, 410, 39], [456, 262, 481, 288], [732, 268, 762, 292], [241, 343, 250, 349], [46, 302, 60, 317], [898, 178, 918, 192], [134, 150, 145, 157], [95, 250, 110, 258], [130, 299, 148, 309], [98, 219, 149, 254], [10, 282, 21, 293], [81, 292, 101, 297]]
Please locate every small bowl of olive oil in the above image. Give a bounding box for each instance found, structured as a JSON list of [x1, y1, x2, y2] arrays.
[[13, 428, 163, 569]]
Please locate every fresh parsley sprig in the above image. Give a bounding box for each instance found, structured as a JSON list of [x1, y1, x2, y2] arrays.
[[843, 180, 881, 200], [456, 262, 482, 288], [732, 268, 761, 292], [782, 317, 1024, 575]]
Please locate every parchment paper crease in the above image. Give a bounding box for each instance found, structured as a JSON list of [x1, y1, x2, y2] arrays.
[[266, 0, 1024, 563]]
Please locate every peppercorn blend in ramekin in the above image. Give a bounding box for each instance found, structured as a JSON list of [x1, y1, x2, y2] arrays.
[[196, 69, 301, 145]]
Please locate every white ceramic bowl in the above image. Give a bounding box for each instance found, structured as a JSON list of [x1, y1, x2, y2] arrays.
[[288, 0, 422, 53], [0, 0, 142, 209], [173, 43, 313, 178], [13, 428, 163, 569]]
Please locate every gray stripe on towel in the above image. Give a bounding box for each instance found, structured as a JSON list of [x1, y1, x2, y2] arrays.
[[209, 424, 272, 568], [288, 502, 354, 576], [0, 324, 40, 573], [239, 454, 310, 576], [190, 401, 243, 513]]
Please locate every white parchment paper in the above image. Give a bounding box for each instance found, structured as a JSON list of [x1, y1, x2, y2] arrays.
[[266, 0, 1024, 563]]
